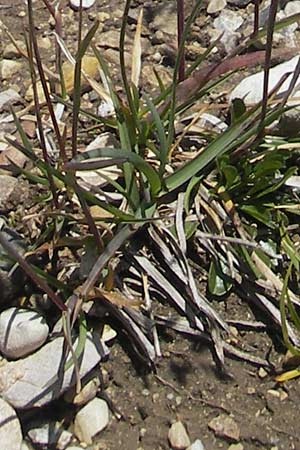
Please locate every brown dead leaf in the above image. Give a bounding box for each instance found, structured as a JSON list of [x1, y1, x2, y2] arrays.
[[62, 55, 99, 93], [91, 286, 143, 309]]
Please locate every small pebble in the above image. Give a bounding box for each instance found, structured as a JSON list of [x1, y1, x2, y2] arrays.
[[69, 0, 95, 9], [208, 414, 240, 442], [152, 393, 159, 402], [258, 367, 268, 379], [175, 396, 182, 406], [228, 444, 244, 450], [247, 387, 255, 395], [168, 421, 191, 450], [167, 393, 174, 401], [187, 438, 206, 450], [74, 398, 109, 445]]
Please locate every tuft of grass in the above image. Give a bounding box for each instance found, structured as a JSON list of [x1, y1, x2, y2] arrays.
[[2, 0, 300, 376]]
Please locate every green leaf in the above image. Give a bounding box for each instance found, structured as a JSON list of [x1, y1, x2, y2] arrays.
[[222, 165, 240, 190], [230, 98, 246, 123], [239, 204, 274, 227], [208, 260, 232, 296], [164, 106, 259, 193], [66, 147, 162, 197], [254, 167, 297, 199]]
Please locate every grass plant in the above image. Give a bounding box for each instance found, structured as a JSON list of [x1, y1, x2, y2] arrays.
[[2, 0, 300, 379]]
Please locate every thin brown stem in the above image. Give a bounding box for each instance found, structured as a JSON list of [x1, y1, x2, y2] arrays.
[[71, 0, 83, 157], [0, 231, 67, 311], [253, 0, 260, 37], [257, 0, 278, 138], [27, 0, 65, 168], [177, 0, 185, 81]]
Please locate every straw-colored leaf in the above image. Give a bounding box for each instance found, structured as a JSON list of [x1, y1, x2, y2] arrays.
[[131, 8, 143, 88], [275, 368, 300, 382]]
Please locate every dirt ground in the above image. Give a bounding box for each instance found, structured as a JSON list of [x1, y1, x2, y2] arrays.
[[1, 1, 300, 449]]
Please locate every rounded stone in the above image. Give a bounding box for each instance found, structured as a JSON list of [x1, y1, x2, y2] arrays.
[[168, 421, 191, 450], [69, 0, 95, 9], [74, 398, 109, 444], [0, 398, 23, 450], [0, 308, 49, 359]]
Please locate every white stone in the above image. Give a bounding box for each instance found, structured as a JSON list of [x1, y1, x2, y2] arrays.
[[168, 421, 191, 450], [214, 10, 243, 33], [285, 1, 300, 17], [207, 0, 227, 14], [69, 0, 95, 9], [0, 88, 21, 112], [28, 423, 73, 450], [0, 398, 22, 450], [187, 439, 206, 450], [0, 333, 108, 408], [0, 60, 23, 79], [74, 397, 109, 444], [0, 308, 49, 359], [229, 56, 300, 105]]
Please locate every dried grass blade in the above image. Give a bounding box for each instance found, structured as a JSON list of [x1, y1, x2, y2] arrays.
[[153, 225, 230, 333], [134, 255, 205, 332], [239, 283, 300, 347], [131, 8, 143, 87], [93, 293, 156, 363], [175, 192, 187, 254]]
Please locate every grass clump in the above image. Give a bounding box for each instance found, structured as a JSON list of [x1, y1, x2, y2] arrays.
[[2, 0, 300, 379]]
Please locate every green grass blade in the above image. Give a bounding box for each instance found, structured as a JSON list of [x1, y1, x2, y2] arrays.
[[144, 94, 168, 175]]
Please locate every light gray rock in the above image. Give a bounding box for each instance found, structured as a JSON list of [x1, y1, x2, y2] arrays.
[[168, 421, 191, 450], [0, 333, 108, 408], [229, 56, 300, 105], [74, 397, 109, 444], [0, 175, 18, 209], [285, 1, 300, 16], [0, 60, 23, 80], [187, 439, 206, 450], [0, 398, 22, 450], [213, 9, 243, 53], [0, 308, 49, 359], [214, 9, 243, 33], [69, 0, 95, 9], [0, 89, 21, 112], [28, 423, 73, 450], [207, 0, 227, 14], [259, 1, 272, 28], [208, 414, 240, 442]]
